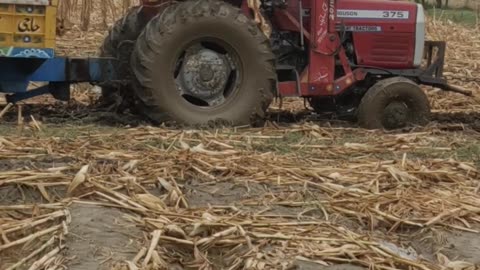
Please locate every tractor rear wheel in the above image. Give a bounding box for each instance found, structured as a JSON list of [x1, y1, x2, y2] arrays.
[[99, 6, 147, 111], [357, 77, 430, 130], [130, 0, 276, 126]]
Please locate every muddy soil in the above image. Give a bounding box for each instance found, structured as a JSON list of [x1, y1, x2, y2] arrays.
[[184, 179, 333, 221], [65, 203, 143, 270], [290, 262, 366, 270], [186, 179, 480, 267], [0, 185, 67, 205], [2, 172, 480, 269], [432, 111, 480, 132], [411, 229, 480, 264], [184, 179, 269, 208], [2, 103, 480, 131], [0, 156, 76, 172], [1, 106, 480, 269]]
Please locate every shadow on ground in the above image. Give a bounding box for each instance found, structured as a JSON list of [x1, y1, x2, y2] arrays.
[[1, 102, 479, 132]]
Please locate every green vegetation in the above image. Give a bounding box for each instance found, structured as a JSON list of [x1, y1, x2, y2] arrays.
[[426, 8, 479, 26], [456, 143, 480, 166], [0, 123, 121, 140]]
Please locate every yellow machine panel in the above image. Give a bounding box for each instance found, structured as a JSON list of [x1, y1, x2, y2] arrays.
[[0, 0, 57, 50]]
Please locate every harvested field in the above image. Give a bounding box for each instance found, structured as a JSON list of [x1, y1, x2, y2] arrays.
[[0, 1, 480, 270], [0, 117, 479, 270]]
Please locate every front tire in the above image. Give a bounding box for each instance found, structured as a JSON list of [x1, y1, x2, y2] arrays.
[[130, 0, 276, 126], [357, 77, 431, 130]]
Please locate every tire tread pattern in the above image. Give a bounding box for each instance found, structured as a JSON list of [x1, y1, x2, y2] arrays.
[[99, 6, 145, 107]]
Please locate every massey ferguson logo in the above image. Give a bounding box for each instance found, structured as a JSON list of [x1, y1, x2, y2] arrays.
[[337, 9, 410, 19], [338, 10, 358, 17]]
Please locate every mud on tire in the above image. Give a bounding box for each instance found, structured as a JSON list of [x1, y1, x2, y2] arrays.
[[98, 6, 147, 111], [357, 77, 431, 130], [130, 0, 276, 126]]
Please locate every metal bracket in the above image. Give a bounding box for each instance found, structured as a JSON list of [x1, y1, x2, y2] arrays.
[[299, 0, 305, 50]]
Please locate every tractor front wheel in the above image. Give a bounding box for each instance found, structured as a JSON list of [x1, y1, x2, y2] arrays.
[[357, 77, 430, 130], [130, 0, 276, 126]]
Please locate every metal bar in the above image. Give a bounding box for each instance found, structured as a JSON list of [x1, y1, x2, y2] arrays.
[[436, 42, 446, 77], [5, 85, 51, 104], [423, 41, 446, 79], [440, 84, 473, 96], [0, 57, 119, 83], [0, 56, 120, 97], [30, 58, 67, 82], [426, 42, 433, 67], [299, 0, 305, 50], [278, 10, 311, 40]]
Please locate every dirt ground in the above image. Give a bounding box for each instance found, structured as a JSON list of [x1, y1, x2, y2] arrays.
[[1, 1, 480, 269], [66, 203, 142, 270], [0, 101, 479, 269]]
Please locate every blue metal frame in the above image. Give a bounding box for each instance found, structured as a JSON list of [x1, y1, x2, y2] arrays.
[[0, 56, 118, 91], [0, 56, 120, 103]]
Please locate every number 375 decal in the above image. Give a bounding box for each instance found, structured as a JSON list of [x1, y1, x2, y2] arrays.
[[382, 11, 407, 18], [337, 10, 410, 19]]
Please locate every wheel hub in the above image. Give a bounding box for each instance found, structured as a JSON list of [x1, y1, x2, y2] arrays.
[[382, 101, 409, 129], [177, 48, 231, 101], [199, 67, 214, 82]]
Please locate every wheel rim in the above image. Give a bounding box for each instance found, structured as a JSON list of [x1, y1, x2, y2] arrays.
[[382, 101, 410, 129], [173, 39, 241, 108]]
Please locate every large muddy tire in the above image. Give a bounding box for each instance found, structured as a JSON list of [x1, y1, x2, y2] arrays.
[[130, 0, 276, 126], [99, 6, 147, 110], [357, 77, 430, 130]]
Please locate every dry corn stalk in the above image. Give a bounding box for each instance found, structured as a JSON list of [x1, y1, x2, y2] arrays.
[[80, 0, 92, 30]]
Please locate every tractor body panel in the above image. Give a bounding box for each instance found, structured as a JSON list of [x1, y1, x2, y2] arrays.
[[338, 0, 421, 69], [267, 0, 431, 97], [272, 0, 422, 70]]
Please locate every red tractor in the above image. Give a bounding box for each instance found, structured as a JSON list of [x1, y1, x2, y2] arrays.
[[99, 0, 467, 129]]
